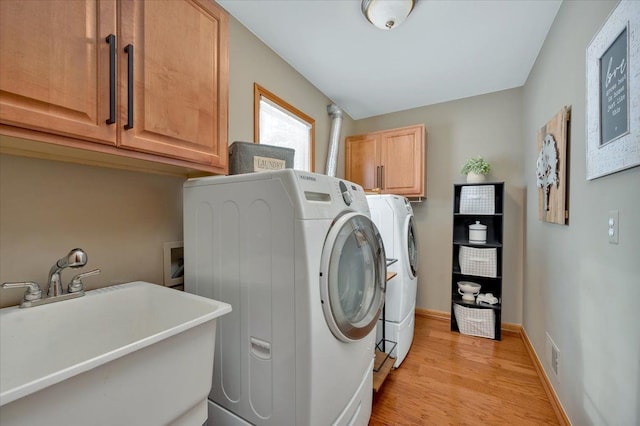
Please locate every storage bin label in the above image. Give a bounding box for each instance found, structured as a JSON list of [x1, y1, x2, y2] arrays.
[[254, 156, 286, 172]]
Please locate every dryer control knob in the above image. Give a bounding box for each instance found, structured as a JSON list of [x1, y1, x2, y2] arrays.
[[339, 181, 352, 205], [342, 191, 353, 205]]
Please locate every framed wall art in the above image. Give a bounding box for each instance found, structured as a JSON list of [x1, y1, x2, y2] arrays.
[[586, 0, 639, 180]]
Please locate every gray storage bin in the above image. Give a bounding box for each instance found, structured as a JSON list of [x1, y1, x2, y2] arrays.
[[229, 141, 295, 175]]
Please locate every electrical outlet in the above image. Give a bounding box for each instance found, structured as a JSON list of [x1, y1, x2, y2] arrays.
[[545, 332, 560, 379], [608, 210, 619, 244], [551, 344, 559, 376]]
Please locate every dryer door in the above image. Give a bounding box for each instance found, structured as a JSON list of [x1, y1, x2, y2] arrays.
[[320, 212, 386, 342], [406, 215, 418, 278]]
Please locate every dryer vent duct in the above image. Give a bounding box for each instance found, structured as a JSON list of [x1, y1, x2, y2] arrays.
[[325, 104, 343, 177]]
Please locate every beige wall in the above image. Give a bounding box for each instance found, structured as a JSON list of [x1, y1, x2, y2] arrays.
[[0, 155, 185, 307], [522, 1, 639, 424], [352, 88, 525, 323]]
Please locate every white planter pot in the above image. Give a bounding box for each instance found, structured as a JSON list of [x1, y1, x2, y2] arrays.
[[466, 172, 486, 183]]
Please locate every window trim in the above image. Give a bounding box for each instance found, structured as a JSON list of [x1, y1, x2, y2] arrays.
[[253, 83, 315, 172]]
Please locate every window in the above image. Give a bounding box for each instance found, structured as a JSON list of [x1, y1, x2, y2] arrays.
[[254, 83, 315, 172]]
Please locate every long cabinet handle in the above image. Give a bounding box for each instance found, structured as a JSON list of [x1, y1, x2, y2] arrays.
[[124, 44, 134, 130], [105, 34, 116, 125], [376, 166, 380, 188]]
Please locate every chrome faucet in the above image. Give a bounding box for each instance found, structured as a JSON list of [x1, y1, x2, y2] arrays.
[[2, 248, 100, 308], [47, 248, 87, 297]]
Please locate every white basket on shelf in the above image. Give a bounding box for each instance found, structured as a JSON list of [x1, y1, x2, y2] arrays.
[[459, 246, 497, 277], [460, 185, 495, 214], [453, 304, 495, 339]]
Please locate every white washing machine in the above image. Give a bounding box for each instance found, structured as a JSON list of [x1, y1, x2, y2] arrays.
[[366, 194, 418, 367], [184, 170, 386, 426]]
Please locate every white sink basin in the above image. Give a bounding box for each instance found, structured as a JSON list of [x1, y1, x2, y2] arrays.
[[0, 281, 231, 425]]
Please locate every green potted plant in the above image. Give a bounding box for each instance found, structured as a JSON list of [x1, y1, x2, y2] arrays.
[[461, 156, 491, 183]]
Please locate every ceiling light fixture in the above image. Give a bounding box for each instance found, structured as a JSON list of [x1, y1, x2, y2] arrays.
[[361, 0, 415, 30]]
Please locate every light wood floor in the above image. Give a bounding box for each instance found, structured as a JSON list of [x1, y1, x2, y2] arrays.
[[370, 315, 559, 425]]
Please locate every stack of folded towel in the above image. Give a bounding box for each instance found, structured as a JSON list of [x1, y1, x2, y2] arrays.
[[476, 293, 499, 304]]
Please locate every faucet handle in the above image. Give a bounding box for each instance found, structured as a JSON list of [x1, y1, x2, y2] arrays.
[[68, 269, 101, 294], [1, 281, 43, 301]]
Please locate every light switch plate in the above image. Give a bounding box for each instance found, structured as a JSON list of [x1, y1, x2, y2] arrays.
[[608, 210, 619, 244]]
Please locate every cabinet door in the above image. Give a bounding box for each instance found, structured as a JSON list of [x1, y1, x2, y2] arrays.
[[345, 133, 380, 192], [380, 125, 424, 197], [0, 0, 117, 145], [119, 0, 228, 172]]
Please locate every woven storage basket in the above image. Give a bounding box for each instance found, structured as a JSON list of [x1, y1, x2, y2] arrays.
[[460, 185, 495, 214], [459, 246, 497, 277], [454, 304, 495, 339]]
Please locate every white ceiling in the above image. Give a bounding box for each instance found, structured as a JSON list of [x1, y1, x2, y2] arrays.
[[218, 0, 562, 120]]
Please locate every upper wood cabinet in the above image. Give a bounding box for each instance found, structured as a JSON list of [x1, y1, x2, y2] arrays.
[[118, 0, 228, 168], [345, 124, 426, 198], [0, 0, 117, 146], [0, 0, 228, 175], [344, 132, 381, 191]]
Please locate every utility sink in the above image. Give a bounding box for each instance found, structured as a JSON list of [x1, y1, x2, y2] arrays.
[[0, 281, 231, 426]]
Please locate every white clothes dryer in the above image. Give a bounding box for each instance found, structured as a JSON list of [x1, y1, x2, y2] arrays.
[[366, 194, 418, 367], [184, 170, 386, 426]]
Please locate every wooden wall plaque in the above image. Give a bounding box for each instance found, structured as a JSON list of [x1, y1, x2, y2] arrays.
[[537, 107, 570, 224]]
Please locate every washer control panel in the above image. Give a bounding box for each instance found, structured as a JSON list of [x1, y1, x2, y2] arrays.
[[293, 170, 369, 215]]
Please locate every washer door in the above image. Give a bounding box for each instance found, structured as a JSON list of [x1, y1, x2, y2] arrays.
[[406, 215, 418, 278], [320, 212, 386, 342]]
